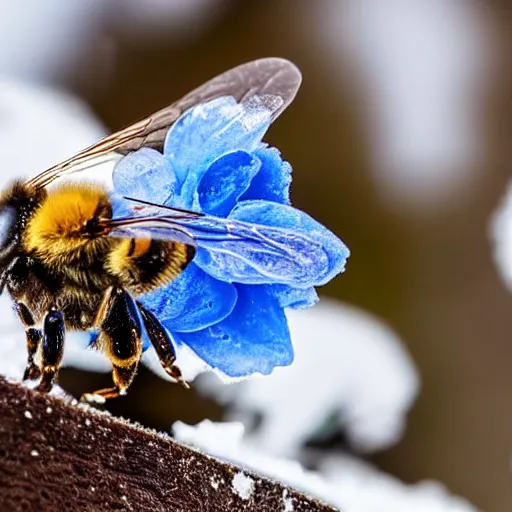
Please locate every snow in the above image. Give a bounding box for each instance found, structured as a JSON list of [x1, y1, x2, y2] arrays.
[[173, 420, 479, 512], [210, 476, 221, 490], [231, 472, 254, 500], [491, 181, 512, 291], [319, 455, 479, 512], [197, 298, 419, 456], [283, 490, 294, 512]]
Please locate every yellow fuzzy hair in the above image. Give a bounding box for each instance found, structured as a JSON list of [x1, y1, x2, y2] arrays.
[[23, 182, 110, 263]]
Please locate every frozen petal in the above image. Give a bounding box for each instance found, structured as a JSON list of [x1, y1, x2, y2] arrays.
[[198, 150, 261, 217], [240, 145, 291, 204], [268, 284, 319, 309], [230, 200, 350, 280], [192, 200, 349, 287], [112, 147, 176, 205], [174, 285, 293, 377], [164, 97, 271, 196], [141, 263, 237, 333]]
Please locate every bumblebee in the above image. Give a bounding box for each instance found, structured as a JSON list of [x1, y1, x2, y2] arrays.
[[0, 59, 302, 402]]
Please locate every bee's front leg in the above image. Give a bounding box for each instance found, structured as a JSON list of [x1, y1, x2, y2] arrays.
[[137, 302, 189, 389], [23, 329, 43, 381], [82, 287, 143, 404], [36, 309, 65, 393]]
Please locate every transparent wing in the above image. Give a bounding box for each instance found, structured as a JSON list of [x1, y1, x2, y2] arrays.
[[104, 203, 329, 288], [27, 58, 302, 189]]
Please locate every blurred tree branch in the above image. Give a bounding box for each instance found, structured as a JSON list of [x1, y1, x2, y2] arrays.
[[0, 377, 336, 512]]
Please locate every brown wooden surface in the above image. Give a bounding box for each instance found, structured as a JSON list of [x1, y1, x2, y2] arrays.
[[0, 377, 337, 512]]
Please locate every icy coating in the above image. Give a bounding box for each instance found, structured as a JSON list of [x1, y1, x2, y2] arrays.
[[113, 96, 349, 378]]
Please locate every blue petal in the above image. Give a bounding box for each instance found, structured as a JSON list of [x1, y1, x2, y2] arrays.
[[173, 285, 293, 377], [192, 200, 349, 287], [164, 97, 271, 200], [268, 284, 319, 309], [230, 200, 350, 282], [112, 148, 176, 205], [240, 145, 291, 205], [197, 150, 261, 217], [141, 263, 237, 333]]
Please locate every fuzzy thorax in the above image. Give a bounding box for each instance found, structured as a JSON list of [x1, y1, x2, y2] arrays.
[[23, 183, 112, 265]]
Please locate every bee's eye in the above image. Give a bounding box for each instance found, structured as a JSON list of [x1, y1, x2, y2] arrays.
[[0, 206, 16, 249]]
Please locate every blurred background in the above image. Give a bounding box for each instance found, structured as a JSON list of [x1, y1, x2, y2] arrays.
[[1, 1, 511, 510]]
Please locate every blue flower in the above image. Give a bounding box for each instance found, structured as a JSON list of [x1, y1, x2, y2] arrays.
[[112, 97, 349, 378]]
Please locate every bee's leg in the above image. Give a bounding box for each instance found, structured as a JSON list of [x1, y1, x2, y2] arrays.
[[36, 309, 65, 393], [137, 302, 189, 389], [82, 287, 142, 403], [14, 302, 43, 381], [5, 256, 54, 381], [4, 258, 42, 379]]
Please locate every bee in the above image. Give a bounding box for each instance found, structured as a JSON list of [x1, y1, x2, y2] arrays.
[[0, 58, 302, 403]]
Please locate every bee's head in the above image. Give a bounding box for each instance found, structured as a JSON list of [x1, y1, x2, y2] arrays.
[[0, 180, 46, 265]]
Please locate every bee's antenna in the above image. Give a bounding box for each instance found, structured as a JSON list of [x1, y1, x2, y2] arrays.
[[123, 196, 205, 217]]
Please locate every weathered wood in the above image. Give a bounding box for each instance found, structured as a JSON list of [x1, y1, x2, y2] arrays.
[[0, 377, 337, 511]]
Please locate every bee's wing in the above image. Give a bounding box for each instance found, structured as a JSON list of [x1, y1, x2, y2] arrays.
[[28, 58, 302, 189], [105, 206, 327, 288]]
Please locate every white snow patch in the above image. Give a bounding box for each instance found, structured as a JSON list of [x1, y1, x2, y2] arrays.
[[197, 298, 419, 456], [319, 454, 480, 512], [24, 411, 33, 420], [491, 181, 512, 291], [210, 476, 220, 490], [232, 472, 254, 500], [48, 384, 74, 400], [30, 449, 39, 457], [173, 420, 479, 512], [173, 420, 245, 453], [283, 489, 294, 512]]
